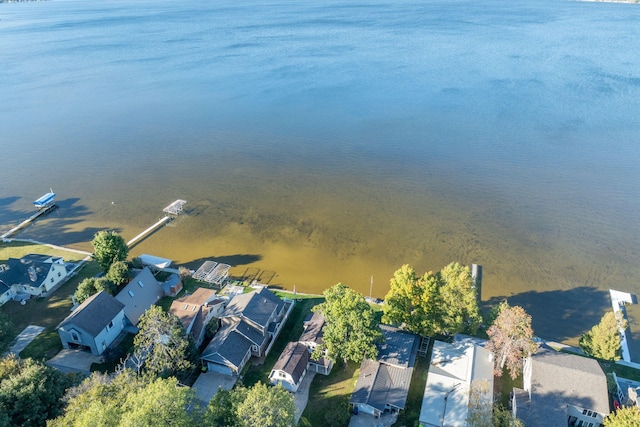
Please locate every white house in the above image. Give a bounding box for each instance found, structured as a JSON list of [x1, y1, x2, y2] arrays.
[[0, 254, 68, 303], [269, 341, 310, 392], [419, 337, 494, 427]]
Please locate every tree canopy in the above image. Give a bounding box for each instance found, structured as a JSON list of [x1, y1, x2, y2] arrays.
[[74, 277, 116, 304], [49, 371, 199, 427], [485, 301, 537, 380], [236, 383, 296, 427], [92, 231, 128, 272], [0, 354, 78, 427], [579, 310, 627, 361], [604, 405, 640, 427], [105, 260, 130, 287], [382, 262, 481, 336], [313, 283, 382, 364], [132, 305, 196, 379]]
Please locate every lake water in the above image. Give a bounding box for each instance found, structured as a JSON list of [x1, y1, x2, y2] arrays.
[[1, 0, 639, 343]]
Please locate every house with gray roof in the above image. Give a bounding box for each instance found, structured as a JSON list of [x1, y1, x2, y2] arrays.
[[115, 267, 164, 329], [350, 325, 419, 417], [513, 346, 610, 427], [57, 290, 126, 356], [201, 287, 292, 376], [0, 254, 68, 304], [269, 342, 310, 392]]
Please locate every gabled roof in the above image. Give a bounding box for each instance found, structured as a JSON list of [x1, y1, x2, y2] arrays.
[[300, 311, 325, 345], [0, 280, 10, 294], [115, 267, 163, 326], [201, 324, 252, 370], [57, 291, 124, 337], [350, 326, 418, 411], [169, 287, 218, 331], [272, 342, 310, 385], [223, 287, 284, 328], [0, 254, 62, 287], [520, 347, 609, 427], [233, 318, 268, 347]]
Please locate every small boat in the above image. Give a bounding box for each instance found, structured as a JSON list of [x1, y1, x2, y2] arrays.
[[33, 189, 56, 209]]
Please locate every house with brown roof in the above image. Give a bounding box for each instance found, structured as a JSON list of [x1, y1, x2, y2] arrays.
[[169, 288, 225, 347], [201, 287, 292, 375], [269, 342, 310, 392], [513, 346, 610, 427], [57, 290, 126, 356], [350, 325, 419, 417]]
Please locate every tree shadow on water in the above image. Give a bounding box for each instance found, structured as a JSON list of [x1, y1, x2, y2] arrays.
[[485, 286, 610, 343]]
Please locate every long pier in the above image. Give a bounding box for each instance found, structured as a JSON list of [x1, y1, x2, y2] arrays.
[[126, 216, 172, 248], [1, 204, 56, 241]]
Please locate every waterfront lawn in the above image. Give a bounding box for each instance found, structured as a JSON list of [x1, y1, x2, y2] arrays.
[[1, 261, 102, 360], [299, 360, 359, 427], [241, 295, 323, 387], [395, 353, 430, 427], [0, 240, 85, 263]]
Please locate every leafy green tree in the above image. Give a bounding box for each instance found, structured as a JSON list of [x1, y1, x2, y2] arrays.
[[493, 405, 524, 427], [486, 302, 537, 380], [579, 311, 627, 361], [106, 261, 130, 287], [92, 231, 128, 272], [382, 262, 481, 336], [382, 265, 440, 336], [0, 354, 77, 427], [438, 262, 482, 334], [313, 283, 382, 364], [0, 311, 16, 355], [204, 388, 241, 427], [604, 405, 640, 427], [74, 277, 115, 304], [235, 383, 295, 427], [132, 306, 196, 379], [49, 371, 202, 427]]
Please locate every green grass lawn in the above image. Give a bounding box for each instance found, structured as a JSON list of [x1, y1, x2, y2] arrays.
[[299, 360, 359, 427], [395, 353, 430, 427], [242, 295, 323, 387], [0, 240, 87, 263], [1, 257, 102, 360]]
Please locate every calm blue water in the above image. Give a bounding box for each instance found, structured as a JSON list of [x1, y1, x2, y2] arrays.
[[1, 0, 640, 341]]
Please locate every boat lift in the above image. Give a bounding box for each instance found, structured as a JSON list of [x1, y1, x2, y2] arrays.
[[33, 189, 56, 210]]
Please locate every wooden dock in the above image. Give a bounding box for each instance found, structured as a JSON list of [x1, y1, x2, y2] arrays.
[[126, 216, 171, 248], [1, 204, 56, 240]]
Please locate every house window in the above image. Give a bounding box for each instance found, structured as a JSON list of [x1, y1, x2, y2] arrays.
[[107, 320, 114, 331], [50, 278, 55, 283], [183, 304, 189, 310], [71, 332, 79, 341], [57, 272, 61, 277], [252, 345, 258, 353], [138, 281, 144, 288], [102, 341, 106, 350], [128, 290, 135, 297]]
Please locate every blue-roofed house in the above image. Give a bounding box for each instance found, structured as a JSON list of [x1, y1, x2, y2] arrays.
[[201, 287, 292, 376], [114, 267, 164, 330], [0, 254, 68, 303], [350, 325, 419, 417]]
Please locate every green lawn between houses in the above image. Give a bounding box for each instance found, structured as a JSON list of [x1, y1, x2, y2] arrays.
[[1, 241, 102, 360]]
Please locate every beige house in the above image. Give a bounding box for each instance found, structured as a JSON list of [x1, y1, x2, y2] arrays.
[[169, 288, 225, 347]]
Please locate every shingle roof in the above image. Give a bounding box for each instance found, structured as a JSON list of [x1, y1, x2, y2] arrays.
[[350, 327, 418, 411], [299, 311, 325, 345], [520, 347, 610, 427], [201, 324, 252, 370], [0, 255, 59, 287], [169, 287, 218, 331], [272, 342, 310, 385], [57, 291, 124, 337], [115, 267, 163, 326], [223, 287, 283, 328]]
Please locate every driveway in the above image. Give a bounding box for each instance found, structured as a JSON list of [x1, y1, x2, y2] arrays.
[[294, 371, 316, 422], [8, 325, 45, 355], [192, 372, 238, 404], [46, 349, 102, 376]]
